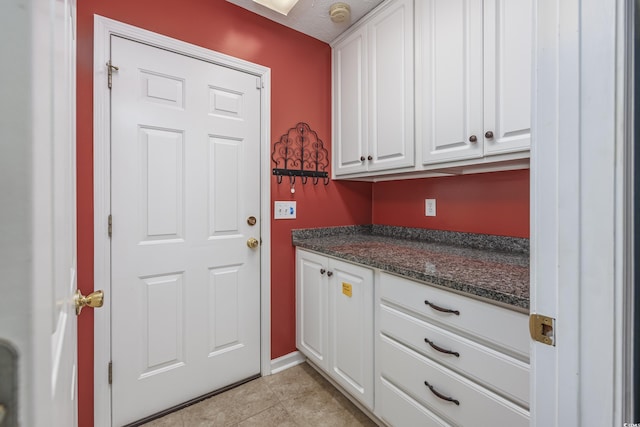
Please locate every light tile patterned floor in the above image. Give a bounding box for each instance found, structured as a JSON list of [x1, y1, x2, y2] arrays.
[[142, 363, 379, 427]]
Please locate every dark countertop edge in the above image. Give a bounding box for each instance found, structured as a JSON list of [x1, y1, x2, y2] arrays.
[[294, 241, 530, 313], [291, 224, 529, 255]]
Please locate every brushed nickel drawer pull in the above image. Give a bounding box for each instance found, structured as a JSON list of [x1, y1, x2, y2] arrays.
[[424, 338, 460, 357], [424, 300, 460, 315], [424, 381, 460, 406]]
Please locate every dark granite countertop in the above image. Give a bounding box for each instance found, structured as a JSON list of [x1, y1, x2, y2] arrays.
[[292, 225, 530, 312]]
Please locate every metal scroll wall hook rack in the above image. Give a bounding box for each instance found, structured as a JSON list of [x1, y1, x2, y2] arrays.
[[272, 122, 330, 193]]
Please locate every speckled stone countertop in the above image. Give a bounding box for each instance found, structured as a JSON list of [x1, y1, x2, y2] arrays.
[[292, 225, 530, 312]]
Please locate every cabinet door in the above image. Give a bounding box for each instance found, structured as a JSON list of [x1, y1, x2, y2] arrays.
[[483, 0, 533, 155], [296, 250, 328, 369], [333, 28, 368, 176], [328, 259, 374, 409], [368, 0, 415, 172], [417, 0, 484, 164]]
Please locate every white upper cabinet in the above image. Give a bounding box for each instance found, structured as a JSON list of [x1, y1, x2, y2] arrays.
[[418, 0, 532, 165], [483, 0, 533, 155], [416, 0, 484, 164], [333, 27, 369, 175], [333, 0, 414, 177]]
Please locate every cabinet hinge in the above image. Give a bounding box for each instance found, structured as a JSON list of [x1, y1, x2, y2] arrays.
[[529, 313, 555, 346], [107, 60, 119, 89], [108, 214, 112, 238], [108, 361, 113, 385]]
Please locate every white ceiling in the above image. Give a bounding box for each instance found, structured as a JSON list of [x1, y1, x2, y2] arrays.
[[226, 0, 385, 43]]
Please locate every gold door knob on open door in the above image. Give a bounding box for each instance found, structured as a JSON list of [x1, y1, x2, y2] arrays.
[[74, 289, 104, 316], [247, 238, 259, 249]]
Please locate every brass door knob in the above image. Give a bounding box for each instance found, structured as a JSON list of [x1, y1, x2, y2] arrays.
[[74, 289, 104, 316], [247, 237, 259, 249]]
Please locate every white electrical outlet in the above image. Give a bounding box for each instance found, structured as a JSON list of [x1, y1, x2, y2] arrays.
[[425, 199, 436, 217], [274, 201, 297, 219]]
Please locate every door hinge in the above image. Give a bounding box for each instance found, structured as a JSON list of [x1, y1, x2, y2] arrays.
[[107, 60, 119, 89], [108, 361, 113, 385], [529, 313, 555, 346], [108, 214, 112, 238], [256, 77, 263, 89]]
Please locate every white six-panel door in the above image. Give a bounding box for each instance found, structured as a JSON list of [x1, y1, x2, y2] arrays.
[[110, 35, 262, 425]]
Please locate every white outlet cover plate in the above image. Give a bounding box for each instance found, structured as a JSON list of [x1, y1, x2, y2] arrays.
[[274, 201, 297, 219], [425, 199, 436, 217]]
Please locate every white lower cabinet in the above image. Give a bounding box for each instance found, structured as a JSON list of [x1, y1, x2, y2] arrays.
[[375, 272, 530, 426], [296, 249, 374, 410], [296, 251, 530, 426]]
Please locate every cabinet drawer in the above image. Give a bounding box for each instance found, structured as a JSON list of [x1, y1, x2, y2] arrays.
[[380, 304, 529, 407], [377, 377, 450, 427], [379, 272, 529, 358], [379, 335, 529, 426]]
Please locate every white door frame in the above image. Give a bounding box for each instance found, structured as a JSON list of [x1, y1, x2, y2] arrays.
[[92, 15, 271, 426], [530, 0, 631, 424]]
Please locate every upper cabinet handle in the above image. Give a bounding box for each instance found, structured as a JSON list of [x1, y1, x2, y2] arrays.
[[360, 156, 366, 162], [320, 268, 326, 275], [367, 155, 373, 161], [424, 300, 460, 316], [469, 135, 478, 143], [485, 131, 494, 139], [327, 271, 333, 277]]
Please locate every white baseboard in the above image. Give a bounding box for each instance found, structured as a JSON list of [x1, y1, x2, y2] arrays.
[[270, 351, 306, 374]]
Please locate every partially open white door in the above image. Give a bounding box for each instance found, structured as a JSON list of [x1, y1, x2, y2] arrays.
[[531, 0, 627, 425], [50, 0, 79, 425], [0, 0, 78, 425]]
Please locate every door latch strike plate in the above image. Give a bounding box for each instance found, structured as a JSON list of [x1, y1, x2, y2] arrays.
[[529, 313, 555, 346]]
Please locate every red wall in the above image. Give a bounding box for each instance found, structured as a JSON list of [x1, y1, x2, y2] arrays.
[[372, 170, 530, 238], [76, 2, 371, 425], [77, 3, 529, 425]]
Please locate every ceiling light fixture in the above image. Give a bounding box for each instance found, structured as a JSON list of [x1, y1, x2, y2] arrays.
[[329, 2, 351, 23], [252, 0, 300, 16]]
